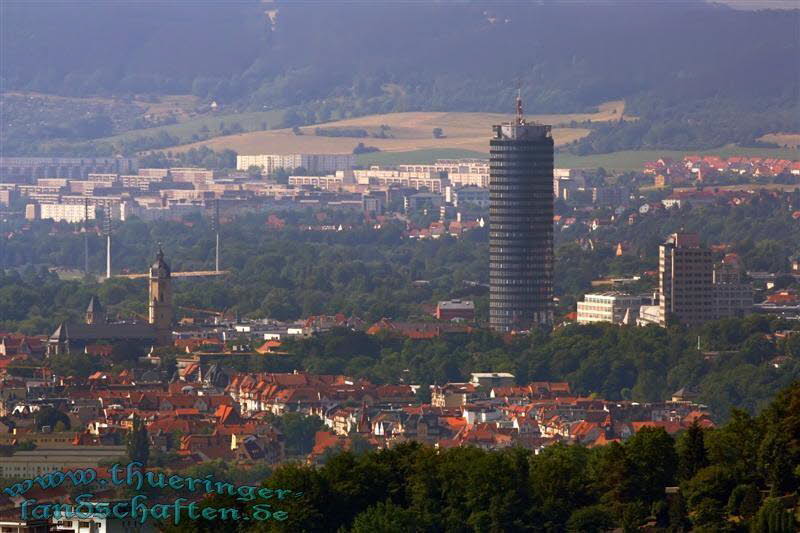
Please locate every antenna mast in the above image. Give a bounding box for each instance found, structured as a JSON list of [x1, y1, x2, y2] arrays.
[[212, 199, 220, 272], [83, 198, 89, 275], [515, 83, 525, 125], [103, 205, 112, 279]]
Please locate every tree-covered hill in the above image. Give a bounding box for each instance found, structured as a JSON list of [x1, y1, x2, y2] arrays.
[[2, 1, 797, 153]]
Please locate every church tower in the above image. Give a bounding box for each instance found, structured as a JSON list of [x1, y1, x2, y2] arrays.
[[85, 296, 104, 325], [148, 246, 173, 345]]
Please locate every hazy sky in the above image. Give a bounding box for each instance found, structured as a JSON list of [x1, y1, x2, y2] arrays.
[[710, 0, 800, 9]]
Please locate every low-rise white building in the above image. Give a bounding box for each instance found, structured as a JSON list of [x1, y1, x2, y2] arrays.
[[577, 292, 642, 325]]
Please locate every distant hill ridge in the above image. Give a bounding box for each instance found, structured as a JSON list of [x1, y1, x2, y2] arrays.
[[1, 1, 797, 153]]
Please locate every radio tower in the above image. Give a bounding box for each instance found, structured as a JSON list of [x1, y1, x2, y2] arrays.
[[103, 205, 112, 279], [212, 199, 220, 272]]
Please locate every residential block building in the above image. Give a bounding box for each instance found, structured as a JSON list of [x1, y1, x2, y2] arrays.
[[237, 154, 355, 174]]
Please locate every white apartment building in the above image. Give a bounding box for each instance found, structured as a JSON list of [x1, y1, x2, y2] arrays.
[[399, 160, 490, 188], [237, 154, 355, 174], [169, 167, 216, 186], [39, 203, 95, 223], [288, 175, 345, 190], [120, 174, 166, 190], [353, 168, 443, 192], [577, 292, 642, 324]]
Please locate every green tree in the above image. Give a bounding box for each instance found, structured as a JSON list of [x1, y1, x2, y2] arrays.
[[278, 413, 324, 456], [566, 505, 615, 533], [677, 420, 708, 481], [34, 406, 70, 431], [111, 340, 144, 366], [247, 165, 263, 179], [530, 443, 592, 530], [750, 498, 796, 533], [668, 490, 690, 532], [415, 382, 431, 404], [350, 500, 417, 533], [126, 413, 150, 466], [624, 427, 677, 502], [727, 483, 760, 518]]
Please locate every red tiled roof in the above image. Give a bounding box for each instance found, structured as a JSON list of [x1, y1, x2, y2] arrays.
[[630, 421, 683, 434]]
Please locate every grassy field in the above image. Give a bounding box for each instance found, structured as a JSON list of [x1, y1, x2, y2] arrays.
[[100, 109, 287, 147], [356, 149, 488, 166], [168, 101, 628, 156], [758, 133, 800, 148], [6, 90, 201, 122], [673, 184, 800, 192], [554, 145, 800, 171]]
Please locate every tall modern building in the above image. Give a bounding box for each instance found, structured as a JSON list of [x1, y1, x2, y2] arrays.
[[658, 232, 714, 327], [489, 96, 554, 332]]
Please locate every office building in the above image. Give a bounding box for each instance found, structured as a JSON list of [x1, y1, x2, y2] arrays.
[[404, 192, 443, 212], [436, 300, 475, 321], [592, 185, 628, 207], [577, 292, 642, 324], [713, 255, 753, 318], [452, 186, 490, 208], [658, 232, 714, 327], [489, 96, 554, 331]]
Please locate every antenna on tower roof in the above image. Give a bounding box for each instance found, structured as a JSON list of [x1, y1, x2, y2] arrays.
[[515, 82, 524, 125]]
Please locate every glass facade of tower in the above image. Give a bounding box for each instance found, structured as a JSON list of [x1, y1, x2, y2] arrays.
[[489, 123, 554, 332]]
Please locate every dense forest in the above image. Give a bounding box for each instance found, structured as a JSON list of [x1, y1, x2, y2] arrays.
[[162, 381, 800, 532], [1, 1, 797, 155]]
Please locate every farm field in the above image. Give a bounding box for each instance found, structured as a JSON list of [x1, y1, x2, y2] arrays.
[[758, 133, 800, 148], [553, 145, 800, 171], [356, 149, 487, 166], [167, 100, 629, 156], [358, 145, 799, 170]]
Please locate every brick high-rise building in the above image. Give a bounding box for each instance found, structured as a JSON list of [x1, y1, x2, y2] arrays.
[[489, 95, 554, 332], [658, 232, 714, 327]]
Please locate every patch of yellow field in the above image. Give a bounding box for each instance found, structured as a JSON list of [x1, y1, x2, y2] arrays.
[[170, 100, 628, 156], [758, 133, 800, 148], [173, 124, 591, 155]]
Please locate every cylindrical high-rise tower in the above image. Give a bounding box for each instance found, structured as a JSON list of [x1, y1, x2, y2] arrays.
[[489, 98, 554, 332]]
